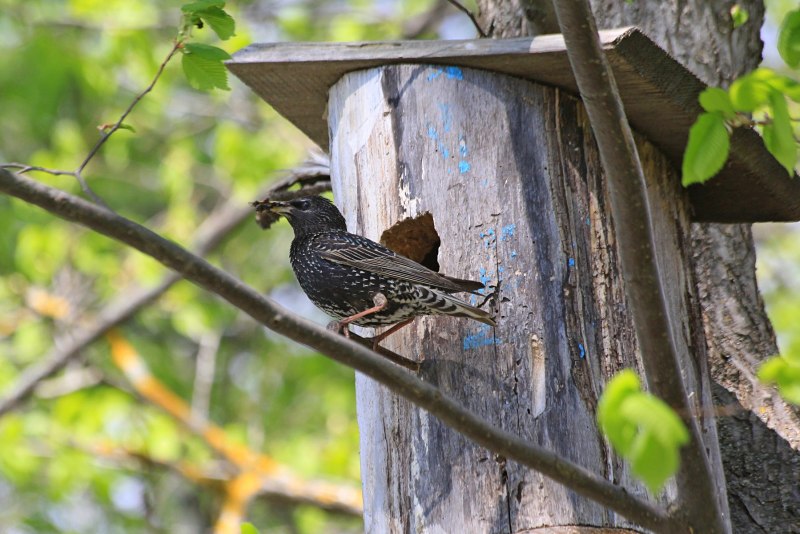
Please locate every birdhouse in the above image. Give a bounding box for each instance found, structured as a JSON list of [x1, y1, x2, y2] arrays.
[[226, 27, 798, 532]]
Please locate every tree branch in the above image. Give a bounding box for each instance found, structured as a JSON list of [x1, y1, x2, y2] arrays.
[[0, 163, 332, 417], [444, 0, 487, 37], [0, 168, 675, 532], [551, 1, 726, 531]]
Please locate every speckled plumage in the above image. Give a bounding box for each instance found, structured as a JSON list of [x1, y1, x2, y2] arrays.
[[254, 196, 496, 330]]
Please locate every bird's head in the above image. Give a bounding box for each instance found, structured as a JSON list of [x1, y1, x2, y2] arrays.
[[252, 196, 347, 236]]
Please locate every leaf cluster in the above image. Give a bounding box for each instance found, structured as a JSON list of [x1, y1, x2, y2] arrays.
[[682, 8, 800, 186], [179, 0, 235, 91], [597, 370, 689, 493]]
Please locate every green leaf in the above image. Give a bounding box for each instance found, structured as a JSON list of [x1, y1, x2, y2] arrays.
[[181, 0, 225, 13], [241, 523, 260, 534], [730, 4, 749, 29], [118, 123, 136, 133], [183, 42, 231, 60], [182, 43, 231, 91], [762, 90, 797, 176], [698, 87, 735, 116], [778, 8, 800, 68], [761, 72, 800, 103], [758, 355, 800, 405], [729, 68, 775, 112], [196, 7, 236, 40], [597, 370, 690, 494], [597, 370, 641, 455], [681, 112, 730, 186]]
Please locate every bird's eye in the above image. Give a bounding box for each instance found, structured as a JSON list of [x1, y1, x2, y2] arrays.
[[291, 199, 311, 211]]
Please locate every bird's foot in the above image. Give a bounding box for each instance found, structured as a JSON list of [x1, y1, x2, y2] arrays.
[[477, 280, 501, 308], [327, 320, 350, 338]]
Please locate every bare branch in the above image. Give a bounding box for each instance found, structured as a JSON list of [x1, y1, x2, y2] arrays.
[[551, 1, 726, 531], [444, 0, 487, 38], [0, 168, 675, 531]]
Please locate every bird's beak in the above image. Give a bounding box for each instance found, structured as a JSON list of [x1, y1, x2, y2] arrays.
[[251, 200, 291, 214], [251, 199, 291, 230]]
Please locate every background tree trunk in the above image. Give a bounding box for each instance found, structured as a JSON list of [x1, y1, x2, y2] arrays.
[[328, 57, 727, 529], [476, 0, 800, 530]]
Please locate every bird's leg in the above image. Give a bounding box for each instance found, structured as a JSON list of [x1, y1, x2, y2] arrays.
[[334, 293, 389, 339], [370, 318, 414, 350]]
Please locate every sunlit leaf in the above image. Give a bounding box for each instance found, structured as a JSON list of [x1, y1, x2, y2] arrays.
[[778, 8, 800, 68], [682, 112, 730, 186], [181, 0, 225, 13], [597, 370, 689, 493], [241, 523, 261, 534], [197, 6, 236, 40], [762, 90, 797, 176], [698, 87, 735, 116], [729, 68, 776, 112], [181, 43, 230, 91], [730, 4, 749, 29]]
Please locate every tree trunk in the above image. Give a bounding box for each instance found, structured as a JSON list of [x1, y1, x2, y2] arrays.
[[477, 0, 800, 530], [328, 60, 727, 530]]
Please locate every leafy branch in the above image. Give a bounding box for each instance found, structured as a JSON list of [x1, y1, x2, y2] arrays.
[[682, 8, 800, 186], [0, 1, 234, 204]]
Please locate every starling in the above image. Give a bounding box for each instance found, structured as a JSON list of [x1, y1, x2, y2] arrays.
[[253, 196, 496, 344]]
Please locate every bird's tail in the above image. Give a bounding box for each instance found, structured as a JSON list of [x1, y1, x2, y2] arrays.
[[421, 288, 497, 327]]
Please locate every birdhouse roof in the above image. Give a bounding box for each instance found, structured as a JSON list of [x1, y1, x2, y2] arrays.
[[227, 27, 800, 222]]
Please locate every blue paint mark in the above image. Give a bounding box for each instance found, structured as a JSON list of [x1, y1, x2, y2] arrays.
[[500, 224, 516, 241], [442, 147, 450, 158], [469, 294, 478, 306], [459, 136, 468, 157], [568, 258, 575, 267], [427, 125, 438, 139], [578, 343, 586, 359], [463, 325, 500, 350], [479, 266, 492, 286], [481, 178, 489, 187], [458, 160, 471, 173], [498, 266, 505, 281], [586, 217, 590, 226], [427, 66, 463, 81], [445, 66, 464, 80]]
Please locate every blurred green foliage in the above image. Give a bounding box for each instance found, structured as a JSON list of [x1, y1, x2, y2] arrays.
[[0, 0, 447, 531]]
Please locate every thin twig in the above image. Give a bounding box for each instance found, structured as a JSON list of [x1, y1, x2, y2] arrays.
[[551, 1, 726, 532], [444, 0, 487, 38], [76, 42, 182, 175], [0, 169, 675, 532], [0, 163, 77, 176]]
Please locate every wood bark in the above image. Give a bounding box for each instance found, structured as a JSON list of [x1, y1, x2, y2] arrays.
[[476, 0, 800, 530], [328, 63, 725, 531]]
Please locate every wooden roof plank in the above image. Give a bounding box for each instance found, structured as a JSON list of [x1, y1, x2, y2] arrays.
[[226, 27, 800, 222]]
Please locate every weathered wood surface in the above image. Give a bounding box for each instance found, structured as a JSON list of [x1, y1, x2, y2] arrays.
[[228, 27, 800, 223], [328, 64, 727, 532]]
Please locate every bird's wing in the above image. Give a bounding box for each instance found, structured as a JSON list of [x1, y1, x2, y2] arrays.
[[316, 234, 483, 293]]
